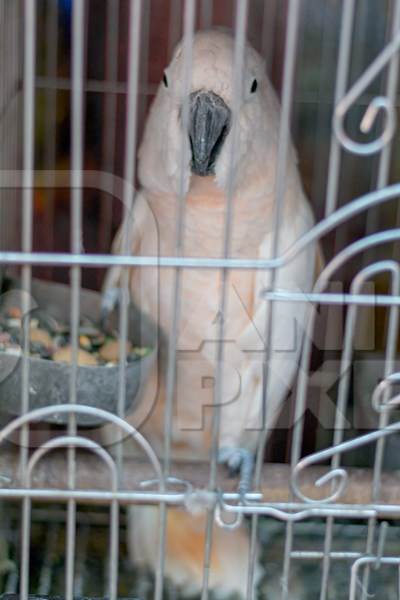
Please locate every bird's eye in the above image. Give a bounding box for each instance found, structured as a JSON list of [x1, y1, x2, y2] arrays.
[[250, 79, 258, 94], [163, 72, 169, 88]]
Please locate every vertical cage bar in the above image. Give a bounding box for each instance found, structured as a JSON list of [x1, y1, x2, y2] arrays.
[[397, 565, 400, 597], [0, 0, 6, 293], [318, 335, 354, 596], [202, 1, 249, 599], [118, 0, 142, 419], [138, 1, 150, 130], [157, 3, 195, 599], [117, 0, 142, 456], [162, 0, 195, 485], [91, 1, 144, 598], [73, 523, 90, 598], [324, 0, 355, 217], [169, 0, 182, 58], [98, 0, 120, 269], [0, 2, 5, 289], [261, 0, 278, 74], [108, 497, 119, 600], [244, 1, 301, 597], [361, 267, 400, 599], [42, 0, 58, 279], [114, 0, 143, 595], [376, 0, 400, 190], [66, 1, 86, 598], [0, 0, 5, 291], [206, 0, 249, 509], [318, 263, 398, 599], [373, 0, 400, 263], [314, 0, 357, 498], [268, 5, 301, 597], [20, 0, 36, 597], [37, 523, 60, 596], [356, 1, 395, 261], [347, 2, 400, 595], [5, 571, 18, 595], [309, 0, 339, 207], [4, 0, 22, 284]]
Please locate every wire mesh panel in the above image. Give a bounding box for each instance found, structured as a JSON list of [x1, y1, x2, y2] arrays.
[[1, 1, 400, 600]]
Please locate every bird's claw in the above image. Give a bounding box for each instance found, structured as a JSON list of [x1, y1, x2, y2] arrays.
[[218, 447, 255, 498], [100, 287, 120, 331]]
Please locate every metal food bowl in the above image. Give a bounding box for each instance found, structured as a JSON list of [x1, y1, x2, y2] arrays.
[[0, 278, 157, 427]]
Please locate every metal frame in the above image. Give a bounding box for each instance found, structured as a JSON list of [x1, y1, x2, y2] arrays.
[[1, 0, 400, 599]]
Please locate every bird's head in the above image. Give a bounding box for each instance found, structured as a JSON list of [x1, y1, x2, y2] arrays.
[[139, 29, 282, 198]]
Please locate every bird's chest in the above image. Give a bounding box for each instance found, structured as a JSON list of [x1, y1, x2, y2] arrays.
[[131, 189, 268, 343], [132, 262, 256, 348]]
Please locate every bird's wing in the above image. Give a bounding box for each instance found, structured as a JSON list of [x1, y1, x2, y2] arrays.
[[101, 192, 149, 314], [218, 193, 318, 452]]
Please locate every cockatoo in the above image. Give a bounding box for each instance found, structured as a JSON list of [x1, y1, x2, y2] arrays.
[[102, 29, 319, 599]]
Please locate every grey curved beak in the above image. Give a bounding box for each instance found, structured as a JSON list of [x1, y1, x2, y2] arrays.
[[189, 90, 231, 176]]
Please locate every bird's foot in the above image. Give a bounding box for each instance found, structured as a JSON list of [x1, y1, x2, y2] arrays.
[[218, 447, 255, 498], [100, 287, 120, 331]]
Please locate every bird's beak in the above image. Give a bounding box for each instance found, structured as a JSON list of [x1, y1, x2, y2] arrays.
[[188, 90, 231, 177]]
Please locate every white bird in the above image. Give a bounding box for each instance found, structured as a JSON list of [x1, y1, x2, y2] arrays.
[[102, 29, 320, 599]]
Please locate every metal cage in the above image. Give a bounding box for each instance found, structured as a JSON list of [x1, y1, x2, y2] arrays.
[[1, 1, 400, 599]]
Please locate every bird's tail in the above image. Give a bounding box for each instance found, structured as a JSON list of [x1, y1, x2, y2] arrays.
[[128, 504, 261, 598]]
